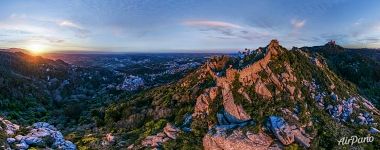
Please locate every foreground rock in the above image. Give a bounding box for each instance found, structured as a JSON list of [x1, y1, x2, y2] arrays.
[[141, 123, 180, 148], [193, 87, 219, 117], [2, 121, 76, 150], [268, 116, 311, 148], [0, 117, 20, 136], [203, 130, 273, 150]]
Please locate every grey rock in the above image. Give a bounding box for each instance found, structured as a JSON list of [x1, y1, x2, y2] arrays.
[[163, 123, 180, 139], [15, 135, 24, 141], [370, 127, 380, 134], [0, 117, 20, 135], [217, 112, 229, 125], [203, 130, 273, 150], [24, 136, 43, 145], [268, 116, 294, 145], [33, 122, 50, 128], [267, 116, 311, 148], [7, 138, 16, 144], [15, 141, 29, 150]]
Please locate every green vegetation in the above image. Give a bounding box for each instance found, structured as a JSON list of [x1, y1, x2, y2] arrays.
[[303, 46, 380, 107]]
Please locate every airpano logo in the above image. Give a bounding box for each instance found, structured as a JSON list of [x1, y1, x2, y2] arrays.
[[337, 136, 374, 145]]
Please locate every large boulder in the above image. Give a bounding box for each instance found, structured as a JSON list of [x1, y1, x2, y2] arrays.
[[141, 123, 180, 148], [193, 87, 219, 117], [15, 141, 29, 150], [24, 136, 43, 145], [7, 138, 16, 144], [268, 116, 294, 145], [267, 116, 311, 147], [5, 121, 77, 150], [370, 127, 380, 134], [221, 84, 251, 122], [0, 117, 20, 135], [203, 130, 273, 150], [163, 123, 180, 139], [254, 80, 272, 98]]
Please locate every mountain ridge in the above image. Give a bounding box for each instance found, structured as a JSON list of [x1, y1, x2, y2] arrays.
[[85, 40, 380, 149], [1, 40, 380, 149]]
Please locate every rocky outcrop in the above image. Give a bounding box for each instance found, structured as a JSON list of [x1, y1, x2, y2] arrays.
[[264, 67, 283, 91], [203, 130, 273, 150], [141, 123, 180, 148], [370, 127, 380, 134], [101, 133, 115, 146], [221, 83, 251, 122], [286, 85, 295, 96], [268, 116, 294, 145], [238, 40, 283, 86], [254, 80, 272, 98], [268, 116, 311, 148], [141, 133, 169, 148], [207, 55, 231, 71], [163, 123, 180, 139], [0, 117, 20, 136], [362, 98, 380, 115], [193, 87, 219, 117], [238, 88, 252, 103], [283, 63, 297, 82], [6, 122, 76, 150], [312, 58, 324, 68]]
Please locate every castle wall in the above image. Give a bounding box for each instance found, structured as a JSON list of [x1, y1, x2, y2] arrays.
[[209, 39, 281, 87]]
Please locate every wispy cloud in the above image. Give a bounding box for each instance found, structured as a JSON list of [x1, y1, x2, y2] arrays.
[[183, 20, 273, 41], [58, 20, 90, 38], [291, 19, 306, 29], [59, 20, 83, 29], [5, 14, 91, 38], [183, 20, 243, 29]]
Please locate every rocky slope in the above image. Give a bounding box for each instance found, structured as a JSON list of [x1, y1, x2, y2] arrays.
[[301, 42, 380, 107], [80, 40, 380, 149], [1, 117, 76, 149]]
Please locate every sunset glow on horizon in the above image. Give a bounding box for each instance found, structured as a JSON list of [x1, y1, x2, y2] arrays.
[[26, 43, 48, 55]]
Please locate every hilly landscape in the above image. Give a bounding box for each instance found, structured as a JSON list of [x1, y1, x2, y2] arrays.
[[1, 40, 380, 149]]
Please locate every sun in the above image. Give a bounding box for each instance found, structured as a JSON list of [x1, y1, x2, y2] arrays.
[[27, 43, 47, 55]]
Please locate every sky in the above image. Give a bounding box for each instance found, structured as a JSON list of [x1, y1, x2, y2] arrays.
[[0, 0, 380, 53]]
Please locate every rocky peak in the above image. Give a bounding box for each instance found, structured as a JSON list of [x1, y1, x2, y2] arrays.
[[206, 55, 231, 71], [265, 39, 282, 56], [322, 40, 344, 52], [268, 39, 280, 48]]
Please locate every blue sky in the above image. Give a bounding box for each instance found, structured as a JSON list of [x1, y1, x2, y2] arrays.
[[0, 0, 380, 53]]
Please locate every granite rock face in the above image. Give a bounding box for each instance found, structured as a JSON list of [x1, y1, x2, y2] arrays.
[[141, 123, 180, 148], [193, 87, 219, 117], [2, 121, 76, 150], [268, 116, 311, 148], [220, 83, 251, 122], [0, 117, 20, 136], [254, 79, 272, 98], [203, 130, 273, 150]]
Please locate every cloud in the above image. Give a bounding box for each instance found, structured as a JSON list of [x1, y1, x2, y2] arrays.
[[3, 14, 91, 38], [358, 37, 380, 44], [58, 20, 90, 38], [183, 20, 273, 41], [183, 20, 242, 29], [59, 20, 83, 29], [291, 19, 306, 29]]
